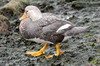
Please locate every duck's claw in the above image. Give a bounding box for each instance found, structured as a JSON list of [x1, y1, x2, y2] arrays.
[[45, 55, 54, 58], [45, 51, 64, 58], [55, 51, 64, 56]]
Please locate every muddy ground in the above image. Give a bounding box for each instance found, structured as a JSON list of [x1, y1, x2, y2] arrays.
[[0, 0, 100, 66]]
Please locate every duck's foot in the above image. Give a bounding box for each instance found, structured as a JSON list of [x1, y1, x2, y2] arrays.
[[45, 52, 64, 58], [55, 44, 64, 56], [26, 51, 44, 56], [25, 43, 48, 57], [45, 44, 64, 58], [45, 55, 54, 58]]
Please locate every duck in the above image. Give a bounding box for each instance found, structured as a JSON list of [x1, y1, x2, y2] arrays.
[[19, 5, 89, 58]]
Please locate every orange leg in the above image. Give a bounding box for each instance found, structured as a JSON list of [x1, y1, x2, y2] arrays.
[[26, 43, 48, 57], [55, 44, 64, 56], [45, 43, 64, 58]]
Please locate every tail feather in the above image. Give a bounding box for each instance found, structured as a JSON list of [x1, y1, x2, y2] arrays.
[[65, 26, 90, 36]]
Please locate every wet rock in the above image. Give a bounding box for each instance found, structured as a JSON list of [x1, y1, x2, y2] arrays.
[[71, 1, 100, 10], [0, 0, 29, 19], [0, 15, 10, 32], [0, 0, 100, 66]]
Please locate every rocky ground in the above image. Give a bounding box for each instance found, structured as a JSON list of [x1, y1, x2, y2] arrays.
[[0, 0, 100, 66]]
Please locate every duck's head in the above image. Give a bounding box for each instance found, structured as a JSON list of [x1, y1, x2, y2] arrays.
[[19, 5, 42, 21]]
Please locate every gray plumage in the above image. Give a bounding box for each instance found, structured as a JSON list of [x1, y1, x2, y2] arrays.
[[64, 26, 90, 36], [19, 6, 90, 44], [19, 13, 89, 44]]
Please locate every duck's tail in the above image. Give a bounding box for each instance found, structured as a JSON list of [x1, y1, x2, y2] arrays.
[[65, 26, 90, 36]]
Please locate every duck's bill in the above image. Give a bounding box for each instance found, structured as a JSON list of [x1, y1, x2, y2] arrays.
[[19, 13, 28, 20]]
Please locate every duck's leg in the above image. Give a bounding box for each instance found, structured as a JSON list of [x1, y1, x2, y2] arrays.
[[26, 43, 49, 56], [45, 43, 64, 58], [55, 43, 64, 56]]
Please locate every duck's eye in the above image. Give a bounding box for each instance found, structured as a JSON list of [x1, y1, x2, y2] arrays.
[[26, 10, 28, 13]]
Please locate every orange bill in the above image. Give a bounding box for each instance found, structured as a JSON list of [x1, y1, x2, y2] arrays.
[[19, 13, 28, 20]]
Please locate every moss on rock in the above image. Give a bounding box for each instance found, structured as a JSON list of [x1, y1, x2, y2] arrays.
[[0, 0, 29, 18], [0, 15, 10, 32]]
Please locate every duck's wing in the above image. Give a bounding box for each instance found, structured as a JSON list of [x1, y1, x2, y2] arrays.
[[37, 14, 74, 43], [40, 14, 90, 43]]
